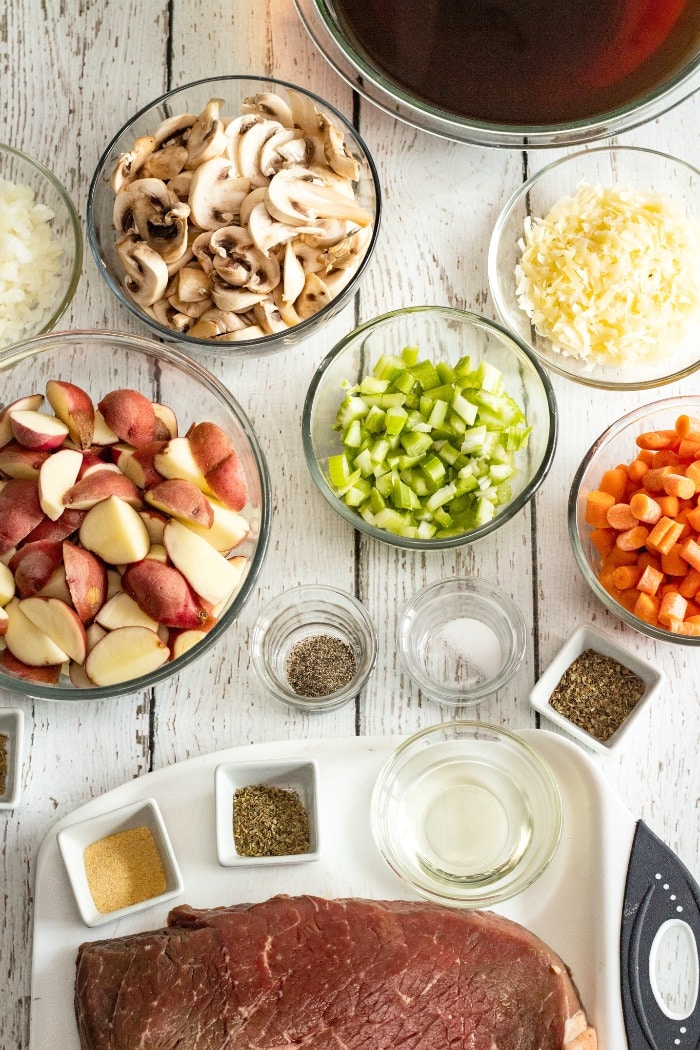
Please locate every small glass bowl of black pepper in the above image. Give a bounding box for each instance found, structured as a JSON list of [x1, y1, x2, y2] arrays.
[[529, 623, 664, 754], [251, 584, 378, 712]]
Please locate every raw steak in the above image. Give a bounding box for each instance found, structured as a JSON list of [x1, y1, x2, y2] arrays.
[[74, 895, 597, 1050]]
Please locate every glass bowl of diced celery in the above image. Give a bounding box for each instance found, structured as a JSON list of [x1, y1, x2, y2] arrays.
[[302, 306, 557, 549]]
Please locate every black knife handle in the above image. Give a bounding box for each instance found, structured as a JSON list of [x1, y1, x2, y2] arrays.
[[621, 820, 700, 1050]]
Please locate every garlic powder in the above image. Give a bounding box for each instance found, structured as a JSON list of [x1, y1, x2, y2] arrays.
[[515, 183, 700, 366]]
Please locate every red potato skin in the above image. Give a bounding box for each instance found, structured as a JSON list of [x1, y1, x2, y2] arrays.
[[62, 470, 143, 509], [63, 541, 108, 624], [187, 421, 233, 474], [0, 648, 61, 684], [8, 540, 64, 599], [145, 478, 214, 527], [122, 441, 167, 489], [0, 443, 50, 479], [122, 560, 216, 629], [0, 479, 46, 554], [205, 451, 247, 511], [98, 389, 157, 447], [46, 379, 96, 450], [20, 508, 86, 546]]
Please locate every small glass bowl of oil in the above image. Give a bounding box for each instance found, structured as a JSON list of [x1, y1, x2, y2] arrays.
[[371, 722, 562, 908]]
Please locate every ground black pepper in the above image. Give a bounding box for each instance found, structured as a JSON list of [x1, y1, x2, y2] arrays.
[[286, 634, 357, 698], [233, 784, 310, 857], [549, 648, 645, 742], [0, 733, 7, 797]]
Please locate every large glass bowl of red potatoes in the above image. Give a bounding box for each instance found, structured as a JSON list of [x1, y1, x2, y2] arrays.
[[0, 330, 271, 699], [569, 396, 700, 645]]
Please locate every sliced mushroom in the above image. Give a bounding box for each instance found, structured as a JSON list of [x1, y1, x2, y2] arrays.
[[236, 119, 285, 187], [210, 280, 268, 313], [167, 170, 193, 202], [116, 234, 169, 307], [259, 128, 306, 177], [253, 297, 289, 334], [176, 266, 212, 303], [184, 99, 228, 170], [209, 226, 280, 293], [238, 186, 269, 228], [113, 178, 190, 264], [166, 293, 213, 319], [188, 308, 248, 339], [320, 116, 360, 181], [247, 202, 324, 257], [282, 239, 307, 304], [151, 296, 194, 332], [296, 272, 332, 320], [109, 136, 156, 193], [224, 114, 264, 173], [216, 324, 267, 342], [300, 219, 352, 249], [188, 157, 251, 230], [142, 145, 189, 181], [166, 240, 195, 276], [266, 165, 372, 228], [155, 112, 197, 148], [271, 283, 303, 327], [192, 229, 215, 273], [241, 92, 294, 128]]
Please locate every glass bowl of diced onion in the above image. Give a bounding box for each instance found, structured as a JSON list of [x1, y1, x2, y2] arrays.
[[569, 396, 700, 646], [488, 146, 700, 390], [302, 306, 557, 550], [0, 145, 82, 350]]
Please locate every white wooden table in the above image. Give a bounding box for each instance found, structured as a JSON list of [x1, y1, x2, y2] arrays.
[[2, 2, 699, 1047]]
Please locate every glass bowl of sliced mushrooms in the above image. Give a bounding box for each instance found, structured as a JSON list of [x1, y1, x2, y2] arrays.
[[87, 76, 381, 355]]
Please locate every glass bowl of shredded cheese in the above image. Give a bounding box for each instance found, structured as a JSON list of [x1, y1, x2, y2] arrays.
[[0, 145, 82, 349], [488, 147, 700, 390]]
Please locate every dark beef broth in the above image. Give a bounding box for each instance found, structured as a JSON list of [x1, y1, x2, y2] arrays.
[[328, 0, 700, 124]]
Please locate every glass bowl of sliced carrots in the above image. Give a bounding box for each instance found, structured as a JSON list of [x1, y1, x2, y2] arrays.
[[569, 397, 700, 644]]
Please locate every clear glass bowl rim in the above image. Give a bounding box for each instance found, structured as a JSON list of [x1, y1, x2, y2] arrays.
[[0, 328, 273, 699], [86, 74, 382, 354], [488, 145, 700, 391], [302, 304, 558, 550], [568, 394, 700, 645], [370, 720, 563, 907], [295, 0, 700, 148], [0, 143, 83, 347]]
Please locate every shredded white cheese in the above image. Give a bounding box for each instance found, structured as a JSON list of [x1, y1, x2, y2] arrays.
[[0, 176, 64, 347], [515, 183, 700, 366]]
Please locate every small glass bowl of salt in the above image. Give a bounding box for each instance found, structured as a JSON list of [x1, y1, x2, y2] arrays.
[[398, 577, 526, 706]]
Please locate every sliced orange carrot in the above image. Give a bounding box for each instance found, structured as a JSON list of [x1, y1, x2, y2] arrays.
[[662, 473, 695, 500], [661, 543, 689, 576], [585, 489, 616, 529], [636, 563, 664, 596], [655, 495, 680, 519], [616, 524, 649, 551], [680, 537, 700, 573], [618, 587, 641, 613], [612, 564, 643, 590], [675, 414, 700, 439], [633, 591, 660, 624], [686, 505, 700, 532], [642, 466, 673, 493], [590, 527, 616, 557], [647, 516, 684, 555], [637, 550, 662, 573], [672, 619, 700, 637], [599, 467, 628, 502], [679, 567, 700, 599], [686, 462, 700, 491], [658, 590, 688, 626], [636, 430, 678, 451], [602, 546, 638, 567], [629, 491, 661, 524], [606, 502, 638, 530], [677, 439, 700, 461], [650, 449, 680, 469], [637, 448, 655, 465], [627, 457, 650, 484]]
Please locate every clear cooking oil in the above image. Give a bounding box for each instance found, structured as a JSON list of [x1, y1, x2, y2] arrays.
[[399, 755, 533, 885]]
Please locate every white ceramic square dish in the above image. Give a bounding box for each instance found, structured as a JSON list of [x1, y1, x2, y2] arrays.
[[215, 758, 320, 866], [529, 623, 664, 754], [0, 708, 24, 809], [56, 797, 184, 927]]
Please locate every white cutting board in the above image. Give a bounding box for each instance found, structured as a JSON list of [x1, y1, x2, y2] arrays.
[[30, 730, 634, 1050]]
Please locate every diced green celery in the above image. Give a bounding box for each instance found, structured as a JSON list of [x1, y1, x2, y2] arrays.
[[397, 452, 424, 470], [474, 360, 503, 393], [359, 375, 389, 395], [328, 453, 352, 489], [410, 359, 441, 390], [392, 477, 421, 510], [474, 495, 496, 526], [461, 425, 487, 453], [372, 353, 404, 380], [385, 405, 408, 435], [489, 462, 515, 482], [447, 411, 467, 436], [379, 392, 407, 408], [353, 447, 374, 477], [426, 482, 457, 512], [506, 423, 532, 451], [335, 395, 369, 428], [453, 354, 473, 377], [400, 430, 433, 457], [375, 471, 396, 498], [370, 437, 391, 464], [416, 520, 438, 539], [419, 383, 455, 404], [427, 399, 449, 429], [369, 488, 386, 514], [363, 404, 386, 434], [420, 455, 446, 486], [432, 506, 453, 528], [454, 474, 478, 495], [360, 506, 377, 526], [451, 390, 479, 425], [342, 418, 363, 448], [393, 369, 417, 395], [344, 476, 372, 506], [435, 441, 461, 466], [401, 346, 420, 366], [375, 507, 410, 533], [436, 361, 456, 384]]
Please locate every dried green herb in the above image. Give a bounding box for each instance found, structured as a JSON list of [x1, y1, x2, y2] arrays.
[[0, 733, 8, 798], [286, 634, 357, 698], [233, 784, 310, 857], [549, 648, 645, 742]]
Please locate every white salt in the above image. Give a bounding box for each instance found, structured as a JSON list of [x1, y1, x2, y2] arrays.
[[428, 616, 503, 685]]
